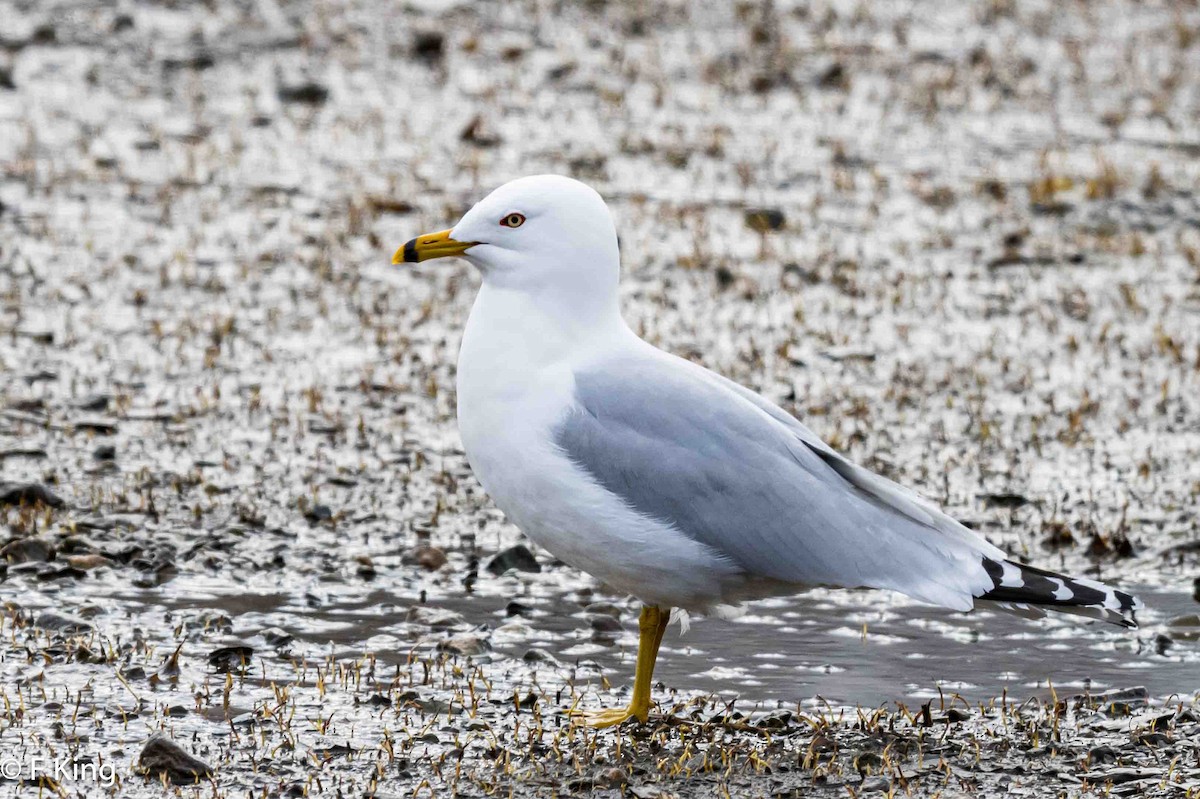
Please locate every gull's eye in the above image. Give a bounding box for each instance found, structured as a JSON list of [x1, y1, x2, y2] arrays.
[[499, 213, 526, 228]]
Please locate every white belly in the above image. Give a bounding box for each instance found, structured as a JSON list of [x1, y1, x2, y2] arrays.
[[455, 286, 738, 609]]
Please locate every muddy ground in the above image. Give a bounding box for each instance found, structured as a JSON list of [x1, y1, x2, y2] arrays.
[[1, 0, 1199, 795]]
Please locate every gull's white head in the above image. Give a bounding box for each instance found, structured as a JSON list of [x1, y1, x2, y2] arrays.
[[393, 175, 620, 316]]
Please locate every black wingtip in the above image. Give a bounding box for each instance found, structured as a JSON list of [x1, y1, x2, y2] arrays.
[[979, 558, 1141, 628]]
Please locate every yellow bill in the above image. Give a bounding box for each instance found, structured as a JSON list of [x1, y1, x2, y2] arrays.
[[392, 229, 476, 264]]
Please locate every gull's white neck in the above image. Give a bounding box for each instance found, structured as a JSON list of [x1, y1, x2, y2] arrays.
[[455, 279, 633, 496], [459, 281, 629, 388]]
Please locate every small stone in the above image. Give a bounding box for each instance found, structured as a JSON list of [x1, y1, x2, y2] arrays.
[[133, 559, 178, 587], [35, 612, 92, 634], [277, 81, 328, 105], [74, 394, 110, 412], [505, 601, 531, 617], [93, 444, 116, 461], [1, 537, 54, 563], [208, 644, 254, 673], [412, 30, 444, 61], [120, 666, 146, 681], [137, 734, 213, 783], [854, 751, 884, 773], [1135, 730, 1171, 747], [404, 606, 464, 629], [978, 492, 1031, 509], [485, 544, 540, 575], [404, 545, 447, 571], [1095, 686, 1150, 711], [0, 482, 63, 508], [816, 60, 849, 90], [744, 208, 785, 232], [437, 633, 490, 657], [859, 776, 890, 792], [589, 614, 623, 633], [522, 648, 558, 664], [304, 504, 333, 523], [66, 553, 112, 570], [355, 555, 377, 579], [56, 535, 99, 554], [583, 602, 623, 618], [810, 732, 836, 752]]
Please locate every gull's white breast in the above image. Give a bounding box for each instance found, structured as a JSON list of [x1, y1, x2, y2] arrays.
[[455, 283, 738, 608]]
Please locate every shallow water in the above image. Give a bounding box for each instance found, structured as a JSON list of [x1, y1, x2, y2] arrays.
[[105, 570, 1199, 710]]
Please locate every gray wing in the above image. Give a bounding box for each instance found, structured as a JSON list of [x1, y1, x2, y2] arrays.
[[692, 360, 1006, 557], [554, 350, 1001, 611]]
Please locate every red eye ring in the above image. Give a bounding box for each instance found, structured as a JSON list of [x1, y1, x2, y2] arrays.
[[499, 213, 526, 228]]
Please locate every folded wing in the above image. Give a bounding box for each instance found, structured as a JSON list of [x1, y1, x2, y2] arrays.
[[554, 348, 1139, 626]]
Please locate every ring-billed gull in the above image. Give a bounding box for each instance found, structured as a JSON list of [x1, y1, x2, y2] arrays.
[[393, 175, 1141, 728]]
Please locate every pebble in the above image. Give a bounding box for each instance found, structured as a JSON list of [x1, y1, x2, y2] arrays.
[[744, 208, 786, 232], [411, 30, 444, 61], [137, 734, 213, 783], [1, 537, 54, 562], [405, 606, 464, 629], [208, 644, 255, 672], [304, 504, 333, 523], [34, 612, 93, 634], [486, 544, 540, 575], [437, 633, 490, 656], [66, 553, 113, 570], [588, 614, 623, 633], [0, 482, 63, 508], [404, 545, 448, 571], [277, 80, 329, 105], [583, 602, 623, 618], [859, 776, 891, 792]]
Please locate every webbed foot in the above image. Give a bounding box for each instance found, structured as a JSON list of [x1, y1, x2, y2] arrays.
[[571, 703, 647, 729]]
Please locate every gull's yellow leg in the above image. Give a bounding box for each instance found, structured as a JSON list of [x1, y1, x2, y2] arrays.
[[575, 605, 671, 728]]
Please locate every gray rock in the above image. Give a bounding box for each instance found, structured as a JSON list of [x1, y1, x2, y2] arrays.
[[137, 734, 213, 783], [588, 614, 623, 633], [437, 633, 490, 656], [1, 536, 54, 563], [0, 482, 63, 508], [485, 544, 540, 575], [208, 644, 254, 673], [522, 648, 558, 664], [744, 208, 786, 232], [277, 81, 328, 105], [404, 606, 464, 629], [35, 612, 92, 634]]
